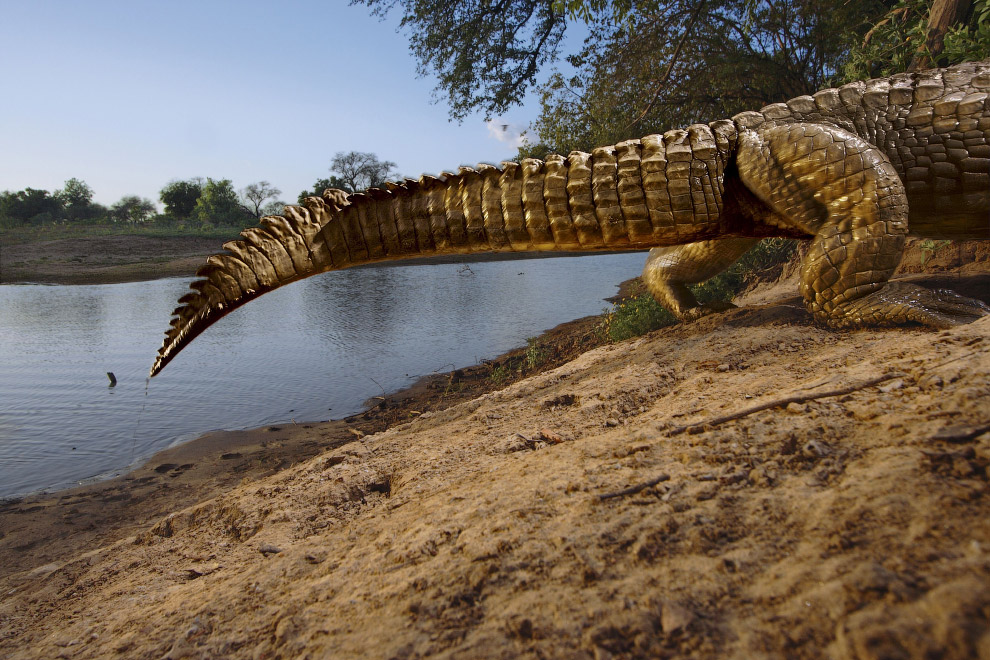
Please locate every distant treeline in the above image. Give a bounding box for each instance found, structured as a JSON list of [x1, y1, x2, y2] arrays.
[[1, 151, 399, 232], [0, 177, 285, 231]]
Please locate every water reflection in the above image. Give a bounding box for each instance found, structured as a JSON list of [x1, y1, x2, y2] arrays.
[[0, 253, 647, 497]]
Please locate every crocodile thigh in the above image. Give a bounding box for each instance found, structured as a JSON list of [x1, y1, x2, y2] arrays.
[[737, 121, 987, 327], [737, 122, 907, 325], [642, 239, 759, 317]]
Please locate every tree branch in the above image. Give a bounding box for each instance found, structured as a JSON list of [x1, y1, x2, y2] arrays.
[[625, 0, 707, 131], [666, 372, 907, 436]]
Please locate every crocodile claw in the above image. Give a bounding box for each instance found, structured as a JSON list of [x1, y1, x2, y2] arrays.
[[828, 283, 990, 329]]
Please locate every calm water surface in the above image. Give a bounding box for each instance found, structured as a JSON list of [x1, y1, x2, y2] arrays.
[[0, 253, 647, 498]]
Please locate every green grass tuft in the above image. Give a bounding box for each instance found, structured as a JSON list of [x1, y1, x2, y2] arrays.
[[597, 294, 678, 342], [525, 337, 549, 370]]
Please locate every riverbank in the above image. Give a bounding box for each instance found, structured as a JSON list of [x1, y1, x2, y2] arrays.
[[0, 303, 621, 578], [0, 231, 637, 285], [2, 266, 989, 658], [1, 242, 988, 658], [0, 234, 227, 284]]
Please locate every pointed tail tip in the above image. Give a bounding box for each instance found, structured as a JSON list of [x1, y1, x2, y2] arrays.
[[149, 350, 171, 378]]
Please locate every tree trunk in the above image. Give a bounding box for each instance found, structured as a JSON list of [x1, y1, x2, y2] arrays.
[[909, 0, 973, 70]]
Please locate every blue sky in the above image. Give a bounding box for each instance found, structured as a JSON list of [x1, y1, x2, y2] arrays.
[[0, 0, 554, 207]]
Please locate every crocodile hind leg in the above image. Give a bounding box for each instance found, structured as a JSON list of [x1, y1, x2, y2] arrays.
[[736, 121, 989, 328], [642, 238, 760, 320]]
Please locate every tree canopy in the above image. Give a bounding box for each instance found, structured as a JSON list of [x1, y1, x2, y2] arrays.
[[55, 178, 96, 221], [299, 151, 399, 201], [193, 178, 253, 227], [842, 0, 989, 80], [298, 176, 352, 203], [0, 188, 62, 225], [160, 179, 204, 220], [110, 196, 157, 224], [1, 175, 289, 230], [519, 0, 889, 155], [328, 151, 398, 193], [357, 0, 988, 157], [355, 0, 569, 120], [240, 181, 283, 219]]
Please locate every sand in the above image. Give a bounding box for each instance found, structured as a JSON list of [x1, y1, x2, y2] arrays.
[[0, 240, 988, 659]]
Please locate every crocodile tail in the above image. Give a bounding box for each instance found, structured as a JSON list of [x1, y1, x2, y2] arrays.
[[151, 123, 737, 376]]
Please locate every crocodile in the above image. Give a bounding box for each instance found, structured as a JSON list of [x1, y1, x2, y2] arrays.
[[150, 59, 990, 377]]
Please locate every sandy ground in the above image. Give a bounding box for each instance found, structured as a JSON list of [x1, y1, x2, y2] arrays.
[[1, 239, 988, 658], [0, 234, 225, 284]]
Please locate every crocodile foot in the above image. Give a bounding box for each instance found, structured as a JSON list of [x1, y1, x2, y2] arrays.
[[826, 282, 990, 329]]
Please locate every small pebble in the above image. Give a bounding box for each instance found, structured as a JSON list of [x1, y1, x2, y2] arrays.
[[661, 601, 695, 634], [878, 379, 904, 393], [802, 440, 830, 458]]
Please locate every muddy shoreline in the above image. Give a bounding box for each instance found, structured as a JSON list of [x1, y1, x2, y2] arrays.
[[2, 240, 986, 581], [1, 236, 989, 657], [0, 273, 638, 578], [2, 265, 988, 658]]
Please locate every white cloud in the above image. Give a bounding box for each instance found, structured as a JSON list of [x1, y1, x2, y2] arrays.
[[485, 119, 528, 150]]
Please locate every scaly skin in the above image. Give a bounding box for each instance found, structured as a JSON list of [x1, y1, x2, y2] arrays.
[[151, 60, 990, 376]]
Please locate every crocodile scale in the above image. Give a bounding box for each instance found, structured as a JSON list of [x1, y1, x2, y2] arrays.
[[151, 60, 990, 376]]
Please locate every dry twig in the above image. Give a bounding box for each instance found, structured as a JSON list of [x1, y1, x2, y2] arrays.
[[667, 372, 907, 435], [599, 474, 671, 501]]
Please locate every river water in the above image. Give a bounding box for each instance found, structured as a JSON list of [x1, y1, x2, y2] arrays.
[[0, 253, 647, 498]]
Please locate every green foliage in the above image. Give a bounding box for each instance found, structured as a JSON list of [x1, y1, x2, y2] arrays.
[[3, 173, 284, 232], [841, 0, 990, 82], [354, 0, 567, 120], [523, 0, 885, 155], [919, 238, 953, 265], [598, 238, 798, 342], [193, 178, 253, 227], [488, 364, 510, 386], [525, 337, 549, 370], [0, 188, 62, 225], [299, 153, 397, 202], [943, 0, 990, 61], [841, 0, 931, 80], [55, 178, 97, 221], [298, 176, 352, 202], [692, 238, 798, 305], [598, 294, 679, 343], [110, 196, 157, 224], [261, 200, 286, 217], [159, 179, 203, 219], [552, 0, 634, 24], [361, 0, 978, 153]]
